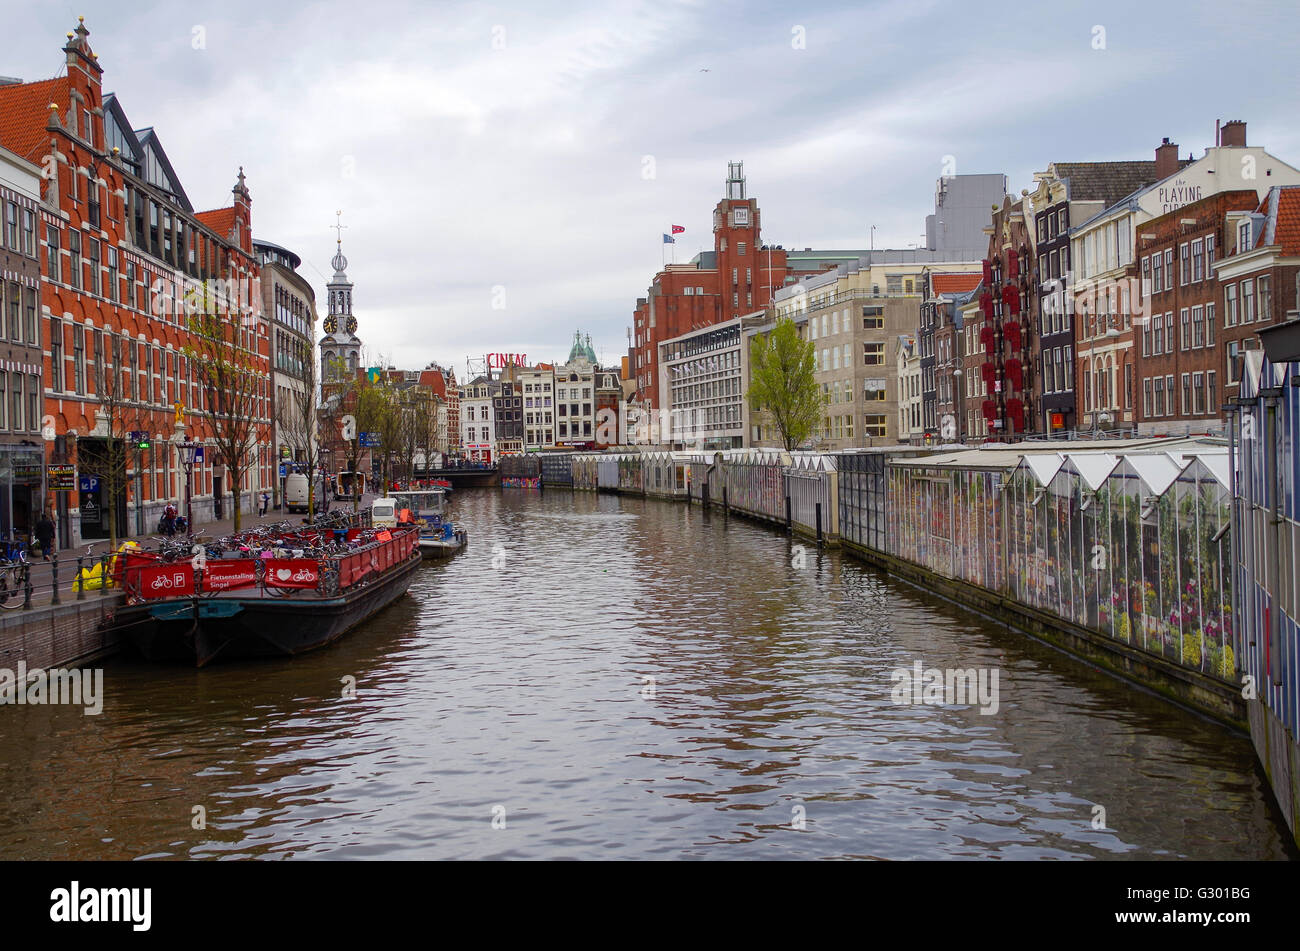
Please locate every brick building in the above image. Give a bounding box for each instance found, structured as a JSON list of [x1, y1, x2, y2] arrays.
[[630, 162, 792, 413], [1027, 159, 1171, 434], [1216, 185, 1300, 400], [1133, 190, 1258, 434], [0, 19, 270, 545]]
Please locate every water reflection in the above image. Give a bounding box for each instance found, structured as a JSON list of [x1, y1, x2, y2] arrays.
[[0, 489, 1291, 860]]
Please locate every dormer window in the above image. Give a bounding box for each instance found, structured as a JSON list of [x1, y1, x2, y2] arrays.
[[1238, 220, 1252, 254]]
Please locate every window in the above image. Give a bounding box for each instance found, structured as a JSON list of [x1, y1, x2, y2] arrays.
[[24, 286, 36, 345], [1180, 308, 1190, 350], [1258, 275, 1272, 323], [1166, 375, 1174, 414], [1154, 376, 1165, 416], [21, 208, 34, 257], [68, 231, 81, 290], [1164, 249, 1173, 288], [106, 247, 118, 303], [46, 226, 61, 283], [1153, 314, 1163, 354], [1241, 279, 1256, 323], [1193, 372, 1205, 415], [863, 342, 885, 365], [3, 202, 15, 248], [2, 282, 14, 339], [1191, 305, 1204, 348], [1238, 220, 1252, 253], [1206, 303, 1215, 346], [1206, 234, 1215, 271], [49, 318, 63, 392], [1144, 378, 1153, 418], [88, 238, 101, 296], [864, 414, 887, 437], [1179, 243, 1190, 285], [1152, 252, 1163, 293], [1191, 238, 1204, 282], [1208, 370, 1217, 412], [74, 325, 85, 395], [738, 242, 746, 256], [1181, 373, 1191, 415], [8, 373, 19, 431]]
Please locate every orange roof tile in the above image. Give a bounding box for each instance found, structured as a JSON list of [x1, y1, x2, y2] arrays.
[[0, 77, 69, 164], [931, 273, 983, 294], [195, 206, 236, 239], [1270, 187, 1300, 257]]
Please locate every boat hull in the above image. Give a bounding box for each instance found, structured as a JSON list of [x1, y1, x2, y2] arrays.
[[124, 554, 422, 666], [418, 532, 467, 560]]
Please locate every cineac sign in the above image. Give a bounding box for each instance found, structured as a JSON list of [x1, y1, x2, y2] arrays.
[[486, 353, 527, 369]]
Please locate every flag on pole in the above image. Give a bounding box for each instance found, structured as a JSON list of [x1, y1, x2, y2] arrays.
[[663, 234, 675, 244], [671, 225, 685, 235]]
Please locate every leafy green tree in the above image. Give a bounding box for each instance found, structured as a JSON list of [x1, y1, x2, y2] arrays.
[[746, 318, 824, 451]]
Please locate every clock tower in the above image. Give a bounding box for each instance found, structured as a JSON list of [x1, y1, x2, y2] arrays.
[[320, 213, 362, 381]]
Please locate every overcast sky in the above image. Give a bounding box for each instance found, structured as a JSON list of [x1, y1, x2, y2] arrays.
[[7, 0, 1298, 377]]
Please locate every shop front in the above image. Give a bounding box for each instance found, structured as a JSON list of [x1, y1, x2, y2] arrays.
[[0, 443, 43, 550]]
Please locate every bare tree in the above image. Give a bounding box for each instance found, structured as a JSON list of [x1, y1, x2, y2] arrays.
[[183, 282, 266, 532], [276, 338, 322, 513]]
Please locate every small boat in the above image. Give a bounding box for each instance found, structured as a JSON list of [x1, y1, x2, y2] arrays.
[[417, 520, 469, 559], [373, 494, 467, 560]]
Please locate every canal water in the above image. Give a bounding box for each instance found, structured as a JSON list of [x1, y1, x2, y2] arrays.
[[0, 489, 1293, 860]]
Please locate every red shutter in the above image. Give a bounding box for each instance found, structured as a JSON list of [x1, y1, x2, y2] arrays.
[[980, 292, 993, 318], [982, 259, 992, 283], [1005, 357, 1023, 390], [1003, 321, 1022, 351], [1008, 249, 1020, 280]]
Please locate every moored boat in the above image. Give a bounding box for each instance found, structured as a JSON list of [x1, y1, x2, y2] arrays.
[[118, 522, 421, 666]]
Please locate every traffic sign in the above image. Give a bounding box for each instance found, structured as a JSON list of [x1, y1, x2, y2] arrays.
[[279, 463, 288, 479], [79, 475, 100, 492], [193, 447, 205, 462], [359, 432, 380, 448]]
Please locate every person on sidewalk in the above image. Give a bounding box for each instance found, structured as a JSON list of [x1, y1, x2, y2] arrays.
[[35, 511, 56, 561], [162, 501, 178, 537], [260, 491, 270, 517]]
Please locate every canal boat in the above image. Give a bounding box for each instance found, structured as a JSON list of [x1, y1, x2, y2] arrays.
[[416, 519, 468, 559], [379, 492, 468, 560], [118, 523, 421, 666]]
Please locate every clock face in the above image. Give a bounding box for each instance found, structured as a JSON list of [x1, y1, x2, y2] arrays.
[[345, 316, 358, 334], [323, 315, 338, 334]]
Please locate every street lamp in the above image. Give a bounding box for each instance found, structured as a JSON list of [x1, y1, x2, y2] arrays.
[[178, 440, 200, 532]]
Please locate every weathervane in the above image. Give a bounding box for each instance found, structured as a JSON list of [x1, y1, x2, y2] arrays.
[[333, 210, 347, 246]]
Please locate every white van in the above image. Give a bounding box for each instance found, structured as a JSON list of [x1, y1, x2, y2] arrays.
[[284, 472, 317, 514], [371, 497, 398, 528]]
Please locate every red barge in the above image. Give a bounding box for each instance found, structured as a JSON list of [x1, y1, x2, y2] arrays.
[[118, 524, 421, 666]]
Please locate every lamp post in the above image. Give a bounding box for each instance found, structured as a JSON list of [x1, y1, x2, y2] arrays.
[[177, 440, 199, 532]]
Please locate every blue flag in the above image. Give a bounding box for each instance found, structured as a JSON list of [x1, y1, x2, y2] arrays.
[[663, 234, 675, 244]]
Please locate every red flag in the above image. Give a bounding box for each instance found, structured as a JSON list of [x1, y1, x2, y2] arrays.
[[671, 225, 685, 234]]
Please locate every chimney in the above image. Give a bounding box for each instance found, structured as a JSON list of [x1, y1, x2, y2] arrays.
[[1221, 119, 1247, 147], [1155, 137, 1180, 180]]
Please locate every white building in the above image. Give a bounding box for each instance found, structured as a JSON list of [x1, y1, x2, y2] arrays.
[[660, 315, 751, 449], [510, 365, 555, 450], [459, 377, 495, 462], [554, 332, 598, 449], [897, 334, 922, 443]]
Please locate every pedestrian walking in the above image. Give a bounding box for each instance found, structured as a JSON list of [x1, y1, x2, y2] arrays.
[[162, 500, 178, 537], [35, 511, 56, 561], [260, 491, 270, 517]]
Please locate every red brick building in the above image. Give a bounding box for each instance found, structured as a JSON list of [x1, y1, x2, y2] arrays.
[[630, 162, 792, 412], [0, 19, 270, 544], [1216, 185, 1300, 399], [1133, 190, 1258, 433], [972, 196, 1036, 439]]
